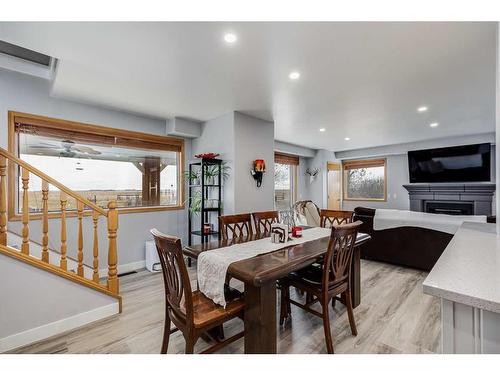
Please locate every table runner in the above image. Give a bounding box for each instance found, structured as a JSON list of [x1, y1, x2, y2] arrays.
[[197, 227, 332, 307]]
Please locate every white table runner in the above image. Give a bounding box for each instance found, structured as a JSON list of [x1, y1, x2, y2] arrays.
[[197, 227, 332, 307]]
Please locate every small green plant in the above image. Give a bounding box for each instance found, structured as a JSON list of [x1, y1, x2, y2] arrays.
[[205, 162, 231, 183], [184, 169, 201, 185], [187, 191, 202, 215]]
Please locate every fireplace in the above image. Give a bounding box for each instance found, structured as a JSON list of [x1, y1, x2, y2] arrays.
[[425, 201, 474, 215], [403, 183, 495, 216]]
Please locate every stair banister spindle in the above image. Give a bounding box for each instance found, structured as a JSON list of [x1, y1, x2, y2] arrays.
[[0, 156, 7, 246], [21, 167, 30, 255], [60, 191, 68, 270], [92, 210, 100, 283], [41, 180, 49, 262], [107, 200, 119, 294], [77, 201, 84, 277]]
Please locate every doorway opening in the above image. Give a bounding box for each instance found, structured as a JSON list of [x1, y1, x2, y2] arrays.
[[327, 162, 342, 210]]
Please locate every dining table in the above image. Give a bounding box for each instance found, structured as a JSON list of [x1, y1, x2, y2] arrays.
[[183, 229, 371, 354]]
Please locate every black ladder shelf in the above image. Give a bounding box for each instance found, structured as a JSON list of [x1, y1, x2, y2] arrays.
[[187, 158, 223, 266]]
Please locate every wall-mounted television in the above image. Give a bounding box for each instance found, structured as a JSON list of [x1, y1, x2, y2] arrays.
[[408, 143, 491, 183]]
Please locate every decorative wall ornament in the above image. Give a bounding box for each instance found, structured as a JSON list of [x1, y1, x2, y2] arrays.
[[305, 167, 320, 184], [251, 159, 266, 187]]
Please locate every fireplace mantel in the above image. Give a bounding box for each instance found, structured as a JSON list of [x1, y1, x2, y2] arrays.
[[402, 183, 496, 216]]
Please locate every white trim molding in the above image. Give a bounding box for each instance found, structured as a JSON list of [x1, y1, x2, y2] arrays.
[[0, 302, 119, 353]]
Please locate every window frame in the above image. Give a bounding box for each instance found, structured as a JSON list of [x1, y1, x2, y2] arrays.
[[274, 152, 299, 210], [342, 158, 387, 202], [7, 111, 185, 221]]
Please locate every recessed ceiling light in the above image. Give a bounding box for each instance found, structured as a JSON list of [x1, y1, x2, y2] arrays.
[[289, 71, 300, 80], [223, 33, 237, 44], [417, 106, 428, 112], [429, 122, 439, 128], [319, 128, 326, 132], [344, 137, 351, 141]]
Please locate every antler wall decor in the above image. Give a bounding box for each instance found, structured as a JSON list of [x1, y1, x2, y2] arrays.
[[305, 168, 320, 184]]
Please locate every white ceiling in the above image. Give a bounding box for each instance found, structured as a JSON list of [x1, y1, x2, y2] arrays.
[[0, 22, 496, 151]]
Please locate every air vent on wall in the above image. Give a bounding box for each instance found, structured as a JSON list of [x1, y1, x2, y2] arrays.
[[0, 40, 56, 80], [0, 40, 51, 66]]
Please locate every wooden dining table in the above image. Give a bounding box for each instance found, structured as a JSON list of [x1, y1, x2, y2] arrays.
[[184, 230, 371, 354]]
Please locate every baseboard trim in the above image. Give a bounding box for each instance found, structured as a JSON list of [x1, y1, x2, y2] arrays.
[[0, 302, 119, 353], [99, 260, 146, 277]]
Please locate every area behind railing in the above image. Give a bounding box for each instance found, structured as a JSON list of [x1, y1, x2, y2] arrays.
[[0, 147, 120, 298]]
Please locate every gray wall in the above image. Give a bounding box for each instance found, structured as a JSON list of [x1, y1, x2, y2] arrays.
[[337, 134, 496, 212], [192, 111, 275, 215], [191, 112, 236, 214], [301, 149, 337, 208], [297, 133, 496, 212], [342, 154, 411, 211], [0, 253, 117, 350], [0, 69, 190, 268], [233, 112, 274, 213]]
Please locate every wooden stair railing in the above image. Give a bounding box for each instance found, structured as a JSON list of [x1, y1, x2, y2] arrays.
[[0, 147, 120, 299]]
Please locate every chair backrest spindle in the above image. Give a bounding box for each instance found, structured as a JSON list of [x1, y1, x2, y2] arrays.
[[252, 211, 279, 235], [322, 221, 362, 289], [151, 229, 193, 325], [219, 214, 253, 240], [320, 209, 354, 228]]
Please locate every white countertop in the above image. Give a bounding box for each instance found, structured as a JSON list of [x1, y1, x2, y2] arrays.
[[423, 222, 500, 313]]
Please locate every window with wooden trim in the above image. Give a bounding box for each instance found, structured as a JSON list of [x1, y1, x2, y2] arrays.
[[343, 158, 387, 201], [8, 112, 185, 218], [274, 152, 299, 210]]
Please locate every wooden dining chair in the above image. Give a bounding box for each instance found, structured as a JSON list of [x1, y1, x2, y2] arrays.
[[279, 221, 363, 354], [320, 209, 354, 228], [252, 210, 280, 235], [219, 213, 253, 240], [151, 229, 245, 354]]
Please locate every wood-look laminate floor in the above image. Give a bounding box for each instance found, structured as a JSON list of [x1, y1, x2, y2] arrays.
[[10, 259, 441, 354]]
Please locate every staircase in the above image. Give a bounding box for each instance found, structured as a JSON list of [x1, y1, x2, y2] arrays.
[[0, 147, 121, 351]]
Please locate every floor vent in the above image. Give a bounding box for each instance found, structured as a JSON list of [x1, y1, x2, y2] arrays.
[[118, 271, 138, 278]]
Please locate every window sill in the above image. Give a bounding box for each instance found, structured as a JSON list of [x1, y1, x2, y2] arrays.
[[8, 204, 185, 221]]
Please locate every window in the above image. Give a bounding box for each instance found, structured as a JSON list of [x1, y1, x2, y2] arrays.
[[8, 112, 184, 218], [274, 153, 299, 210], [343, 158, 386, 201]]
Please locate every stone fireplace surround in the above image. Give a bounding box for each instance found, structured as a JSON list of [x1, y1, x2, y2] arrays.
[[402, 183, 496, 216]]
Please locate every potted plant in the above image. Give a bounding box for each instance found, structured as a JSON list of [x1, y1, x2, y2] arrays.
[[184, 169, 201, 186], [187, 191, 202, 215], [204, 162, 231, 185]]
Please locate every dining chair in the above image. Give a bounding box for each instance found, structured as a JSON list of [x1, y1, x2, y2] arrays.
[[151, 229, 245, 354], [279, 221, 363, 354], [320, 209, 354, 228], [293, 200, 321, 226], [252, 210, 280, 235], [219, 213, 253, 240]]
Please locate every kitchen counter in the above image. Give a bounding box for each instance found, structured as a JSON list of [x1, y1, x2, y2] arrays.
[[423, 222, 500, 313], [423, 222, 500, 353]]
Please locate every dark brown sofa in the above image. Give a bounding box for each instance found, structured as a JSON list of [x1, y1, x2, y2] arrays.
[[353, 207, 496, 271]]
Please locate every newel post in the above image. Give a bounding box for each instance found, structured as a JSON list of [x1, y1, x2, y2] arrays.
[[107, 200, 119, 294]]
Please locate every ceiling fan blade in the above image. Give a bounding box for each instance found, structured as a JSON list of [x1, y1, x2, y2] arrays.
[[29, 145, 62, 150], [73, 145, 102, 155]]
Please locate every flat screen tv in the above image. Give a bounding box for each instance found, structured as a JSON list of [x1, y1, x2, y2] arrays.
[[408, 143, 491, 183]]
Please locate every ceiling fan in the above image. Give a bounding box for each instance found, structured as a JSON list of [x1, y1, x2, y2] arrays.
[[29, 139, 102, 158]]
